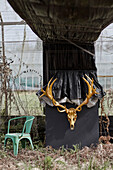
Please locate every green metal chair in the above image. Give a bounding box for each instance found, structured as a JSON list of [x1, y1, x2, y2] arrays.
[[4, 116, 35, 156]]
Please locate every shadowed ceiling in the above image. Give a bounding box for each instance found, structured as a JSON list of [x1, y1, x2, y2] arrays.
[[7, 0, 113, 43]]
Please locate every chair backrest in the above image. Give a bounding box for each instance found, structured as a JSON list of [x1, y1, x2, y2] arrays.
[[25, 116, 35, 134]]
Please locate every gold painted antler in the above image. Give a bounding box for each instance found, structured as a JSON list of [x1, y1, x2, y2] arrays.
[[40, 75, 98, 130], [75, 74, 98, 112], [40, 77, 67, 112]]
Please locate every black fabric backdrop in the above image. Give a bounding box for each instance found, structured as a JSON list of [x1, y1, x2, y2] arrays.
[[43, 41, 96, 84], [41, 41, 103, 148], [45, 103, 99, 149]]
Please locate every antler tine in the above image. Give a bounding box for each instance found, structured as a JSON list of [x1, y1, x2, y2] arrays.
[[85, 74, 92, 82], [82, 75, 96, 97], [47, 77, 54, 88], [49, 78, 57, 92], [76, 74, 99, 112], [39, 77, 54, 99], [57, 107, 66, 112], [46, 77, 57, 100], [40, 77, 66, 112], [82, 77, 91, 96], [39, 88, 46, 98], [82, 77, 90, 86], [84, 74, 98, 95], [83, 74, 94, 88]]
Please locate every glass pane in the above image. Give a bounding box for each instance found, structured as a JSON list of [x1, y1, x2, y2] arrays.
[[20, 77, 26, 90], [20, 77, 26, 86], [15, 78, 19, 84], [14, 77, 19, 89], [99, 77, 106, 89], [27, 77, 32, 87], [111, 77, 113, 89], [106, 77, 111, 89], [33, 77, 39, 88], [9, 78, 13, 88]]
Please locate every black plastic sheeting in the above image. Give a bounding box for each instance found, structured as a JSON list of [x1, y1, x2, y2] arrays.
[[37, 70, 105, 107]]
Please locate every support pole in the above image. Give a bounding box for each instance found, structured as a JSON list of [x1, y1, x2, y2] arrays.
[[0, 13, 8, 116]]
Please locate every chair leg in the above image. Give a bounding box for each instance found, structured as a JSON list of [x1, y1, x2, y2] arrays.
[[21, 139, 26, 149], [28, 137, 34, 150], [13, 141, 19, 156], [4, 137, 7, 150]]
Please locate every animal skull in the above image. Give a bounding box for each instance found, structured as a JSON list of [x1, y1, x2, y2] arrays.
[[40, 75, 98, 130], [67, 109, 77, 130]]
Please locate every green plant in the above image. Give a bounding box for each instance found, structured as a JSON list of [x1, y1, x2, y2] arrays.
[[0, 133, 5, 143], [77, 153, 81, 169], [73, 144, 80, 152], [69, 144, 80, 154], [91, 160, 98, 170], [23, 162, 33, 170], [35, 155, 43, 169], [101, 161, 110, 170], [56, 160, 65, 164], [44, 156, 53, 170], [60, 145, 67, 156], [88, 157, 93, 170], [0, 150, 7, 159]]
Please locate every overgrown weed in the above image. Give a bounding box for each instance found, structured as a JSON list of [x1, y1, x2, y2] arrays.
[[0, 140, 113, 170]]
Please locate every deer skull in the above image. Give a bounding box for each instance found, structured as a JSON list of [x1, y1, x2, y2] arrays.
[[40, 75, 98, 130], [67, 109, 77, 130]]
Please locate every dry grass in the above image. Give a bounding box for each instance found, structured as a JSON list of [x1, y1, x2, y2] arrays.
[[0, 143, 113, 170]]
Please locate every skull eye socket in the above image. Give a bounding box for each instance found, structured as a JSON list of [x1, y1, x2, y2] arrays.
[[73, 117, 76, 121]]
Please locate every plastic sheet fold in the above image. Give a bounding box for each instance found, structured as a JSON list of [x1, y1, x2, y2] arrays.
[[37, 70, 105, 108]]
